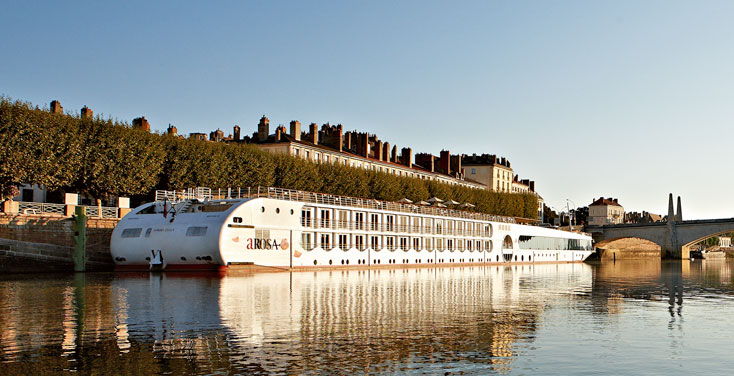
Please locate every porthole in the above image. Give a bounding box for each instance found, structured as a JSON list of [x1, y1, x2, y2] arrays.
[[290, 209, 294, 215], [521, 255, 524, 261], [261, 207, 265, 212], [346, 260, 349, 265], [180, 257, 186, 261], [314, 260, 317, 265], [329, 259, 333, 265], [276, 208, 280, 214], [145, 257, 151, 261], [341, 260, 344, 265]]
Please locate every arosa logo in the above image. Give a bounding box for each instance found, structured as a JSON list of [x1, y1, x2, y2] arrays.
[[246, 238, 289, 250]]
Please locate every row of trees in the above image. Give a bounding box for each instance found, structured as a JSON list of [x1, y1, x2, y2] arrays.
[[0, 97, 539, 218]]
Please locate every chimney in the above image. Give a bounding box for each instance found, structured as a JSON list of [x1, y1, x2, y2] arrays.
[[258, 116, 269, 142], [361, 133, 370, 157], [529, 181, 535, 192], [275, 126, 282, 141], [167, 124, 178, 136], [132, 116, 151, 132], [233, 125, 240, 141], [450, 155, 462, 177], [345, 131, 353, 150], [401, 147, 413, 168], [309, 123, 318, 144], [289, 121, 301, 141], [376, 140, 383, 161], [80, 106, 93, 119], [613, 198, 618, 204], [337, 124, 344, 152], [50, 100, 63, 114], [390, 145, 397, 163], [439, 150, 450, 175], [383, 142, 390, 161]]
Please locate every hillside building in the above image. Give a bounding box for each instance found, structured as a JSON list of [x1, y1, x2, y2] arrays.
[[251, 116, 484, 188], [462, 154, 514, 193], [588, 197, 624, 225]]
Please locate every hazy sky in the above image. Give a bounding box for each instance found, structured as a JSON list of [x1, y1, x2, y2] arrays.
[[2, 1, 733, 219]]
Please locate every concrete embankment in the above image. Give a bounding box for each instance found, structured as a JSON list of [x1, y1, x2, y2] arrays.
[[0, 214, 116, 273]]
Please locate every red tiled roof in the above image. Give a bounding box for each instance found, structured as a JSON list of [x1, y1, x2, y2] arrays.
[[589, 198, 622, 207]]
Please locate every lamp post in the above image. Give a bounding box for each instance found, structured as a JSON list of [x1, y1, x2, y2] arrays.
[[566, 199, 576, 230]]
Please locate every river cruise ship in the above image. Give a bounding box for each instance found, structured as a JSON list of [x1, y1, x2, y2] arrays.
[[110, 187, 594, 271]]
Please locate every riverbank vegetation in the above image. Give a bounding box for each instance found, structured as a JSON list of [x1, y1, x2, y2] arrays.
[[0, 97, 539, 218]]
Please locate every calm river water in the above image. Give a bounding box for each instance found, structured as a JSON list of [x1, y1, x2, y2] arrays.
[[1, 260, 733, 375]]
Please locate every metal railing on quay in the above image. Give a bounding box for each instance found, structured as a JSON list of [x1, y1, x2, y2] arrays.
[[17, 202, 65, 216]]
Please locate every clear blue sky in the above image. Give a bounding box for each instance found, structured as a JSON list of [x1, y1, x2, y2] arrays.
[[2, 1, 733, 219]]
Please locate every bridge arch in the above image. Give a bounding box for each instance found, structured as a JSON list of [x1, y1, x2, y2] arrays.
[[594, 237, 661, 260], [680, 230, 734, 251]]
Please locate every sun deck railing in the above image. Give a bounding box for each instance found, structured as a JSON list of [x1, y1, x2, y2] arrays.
[[156, 186, 517, 224]]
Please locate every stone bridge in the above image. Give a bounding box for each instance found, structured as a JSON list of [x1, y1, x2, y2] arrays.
[[586, 194, 734, 259]]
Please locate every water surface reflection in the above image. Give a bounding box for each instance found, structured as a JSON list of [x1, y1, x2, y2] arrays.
[[2, 261, 734, 375]]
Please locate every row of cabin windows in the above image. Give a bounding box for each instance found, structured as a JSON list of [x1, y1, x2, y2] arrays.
[[302, 233, 493, 252], [301, 208, 493, 236], [121, 226, 207, 238]]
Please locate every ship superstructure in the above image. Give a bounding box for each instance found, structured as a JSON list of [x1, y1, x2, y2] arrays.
[[111, 187, 593, 270]]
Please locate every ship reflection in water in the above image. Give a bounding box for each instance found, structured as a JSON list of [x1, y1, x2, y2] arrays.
[[2, 261, 734, 375]]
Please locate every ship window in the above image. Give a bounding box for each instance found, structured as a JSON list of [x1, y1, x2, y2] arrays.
[[413, 237, 420, 250], [301, 209, 312, 227], [338, 211, 349, 229], [290, 209, 294, 215], [276, 208, 280, 214], [186, 226, 208, 237], [261, 207, 265, 212], [355, 235, 364, 251], [386, 236, 395, 250], [321, 233, 331, 250], [355, 212, 365, 230], [302, 233, 314, 250], [121, 228, 142, 238], [369, 213, 379, 231], [233, 217, 243, 223], [370, 236, 380, 250], [144, 228, 152, 238], [255, 229, 270, 239], [320, 210, 331, 228], [386, 215, 395, 232], [338, 234, 348, 250], [399, 237, 408, 250]]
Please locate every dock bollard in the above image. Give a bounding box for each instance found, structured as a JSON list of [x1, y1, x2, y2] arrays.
[[72, 206, 88, 272]]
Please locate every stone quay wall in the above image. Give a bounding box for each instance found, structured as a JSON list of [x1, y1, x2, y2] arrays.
[[0, 214, 117, 273]]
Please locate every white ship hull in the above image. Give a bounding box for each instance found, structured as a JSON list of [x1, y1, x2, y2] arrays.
[[111, 188, 594, 271]]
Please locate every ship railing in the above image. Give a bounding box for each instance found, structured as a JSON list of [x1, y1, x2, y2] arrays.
[[155, 188, 212, 203], [299, 219, 493, 237], [156, 186, 517, 224]]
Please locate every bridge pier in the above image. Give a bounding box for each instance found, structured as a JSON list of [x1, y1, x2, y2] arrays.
[[662, 193, 688, 259]]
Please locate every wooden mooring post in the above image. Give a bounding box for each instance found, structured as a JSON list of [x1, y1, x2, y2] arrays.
[[72, 206, 87, 272]]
